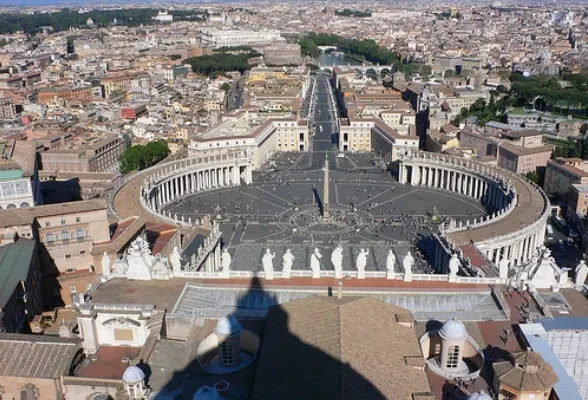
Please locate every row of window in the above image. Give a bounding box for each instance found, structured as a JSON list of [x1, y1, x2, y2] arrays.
[[44, 217, 82, 227], [0, 181, 29, 197], [44, 228, 89, 242]]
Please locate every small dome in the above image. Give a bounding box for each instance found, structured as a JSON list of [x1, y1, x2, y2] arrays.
[[215, 315, 242, 336], [468, 391, 492, 400], [122, 365, 145, 384], [439, 318, 467, 341], [194, 386, 223, 400]]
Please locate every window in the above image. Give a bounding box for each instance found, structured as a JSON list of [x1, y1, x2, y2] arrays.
[[446, 345, 460, 369], [62, 230, 70, 240], [69, 285, 77, 293], [14, 181, 28, 195], [45, 232, 54, 242], [76, 228, 84, 239], [80, 250, 86, 255], [65, 254, 71, 259], [220, 340, 236, 365], [76, 217, 81, 223], [61, 218, 66, 226]]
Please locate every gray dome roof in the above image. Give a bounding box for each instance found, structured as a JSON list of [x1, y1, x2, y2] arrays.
[[439, 318, 467, 341], [468, 391, 492, 400], [122, 365, 145, 383], [194, 386, 223, 400], [215, 315, 242, 336]]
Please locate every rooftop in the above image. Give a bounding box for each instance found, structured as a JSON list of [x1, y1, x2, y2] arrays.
[[251, 297, 432, 400], [0, 199, 107, 228], [0, 333, 81, 379], [0, 239, 36, 307]]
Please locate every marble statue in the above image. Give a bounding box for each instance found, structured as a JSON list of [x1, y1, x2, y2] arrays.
[[221, 248, 232, 274], [169, 246, 182, 273], [151, 254, 171, 280], [190, 253, 197, 270], [575, 260, 588, 287], [331, 245, 343, 279], [282, 249, 294, 276], [101, 251, 111, 276], [403, 251, 414, 281], [262, 249, 275, 280], [499, 256, 509, 280], [310, 248, 322, 278], [448, 253, 459, 282], [356, 248, 368, 279], [386, 249, 396, 279]]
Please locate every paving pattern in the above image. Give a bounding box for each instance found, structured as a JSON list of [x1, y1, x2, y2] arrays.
[[163, 151, 486, 271]]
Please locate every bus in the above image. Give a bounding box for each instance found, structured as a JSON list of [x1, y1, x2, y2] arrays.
[[546, 224, 555, 241]]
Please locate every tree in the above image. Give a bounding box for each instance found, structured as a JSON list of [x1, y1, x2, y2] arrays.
[[119, 140, 169, 174], [220, 83, 230, 91], [580, 123, 588, 136], [525, 171, 539, 184]]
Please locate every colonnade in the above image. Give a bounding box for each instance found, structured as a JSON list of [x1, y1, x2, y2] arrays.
[[400, 163, 512, 211], [398, 151, 549, 271], [140, 158, 253, 226]]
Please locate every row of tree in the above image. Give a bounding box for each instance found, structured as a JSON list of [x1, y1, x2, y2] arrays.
[[334, 9, 372, 17], [184, 52, 259, 76], [119, 141, 169, 174], [510, 74, 588, 117], [0, 8, 206, 35], [299, 32, 428, 76], [450, 93, 514, 126]]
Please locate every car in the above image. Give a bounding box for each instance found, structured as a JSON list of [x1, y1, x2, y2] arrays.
[[337, 153, 345, 158], [558, 239, 564, 245]]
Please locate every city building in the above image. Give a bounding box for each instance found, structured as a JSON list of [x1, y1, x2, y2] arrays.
[[0, 98, 16, 120], [0, 333, 83, 400], [0, 139, 42, 209], [497, 142, 553, 174], [0, 239, 43, 333], [188, 113, 309, 168], [544, 158, 588, 198], [40, 134, 126, 173], [339, 118, 419, 161], [0, 199, 109, 306], [37, 85, 94, 105], [199, 28, 285, 49], [567, 184, 588, 216]]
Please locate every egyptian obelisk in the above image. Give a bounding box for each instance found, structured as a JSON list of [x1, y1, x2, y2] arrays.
[[323, 152, 331, 220]]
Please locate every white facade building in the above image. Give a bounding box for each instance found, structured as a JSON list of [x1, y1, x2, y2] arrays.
[[199, 29, 285, 49]]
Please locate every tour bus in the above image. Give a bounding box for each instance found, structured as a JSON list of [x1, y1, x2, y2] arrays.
[[546, 224, 555, 241]]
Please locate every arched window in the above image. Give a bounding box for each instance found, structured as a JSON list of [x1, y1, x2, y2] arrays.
[[45, 232, 54, 243], [20, 384, 39, 400], [446, 345, 460, 369], [20, 202, 30, 208], [62, 229, 70, 240], [76, 228, 84, 239], [6, 204, 16, 209]]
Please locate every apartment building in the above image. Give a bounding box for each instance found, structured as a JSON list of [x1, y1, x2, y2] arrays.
[[199, 28, 285, 48], [0, 98, 16, 119], [339, 118, 419, 161], [188, 114, 309, 168], [41, 134, 126, 173], [0, 239, 43, 333], [0, 200, 110, 306], [0, 140, 42, 210], [544, 158, 588, 197], [37, 85, 94, 104]]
